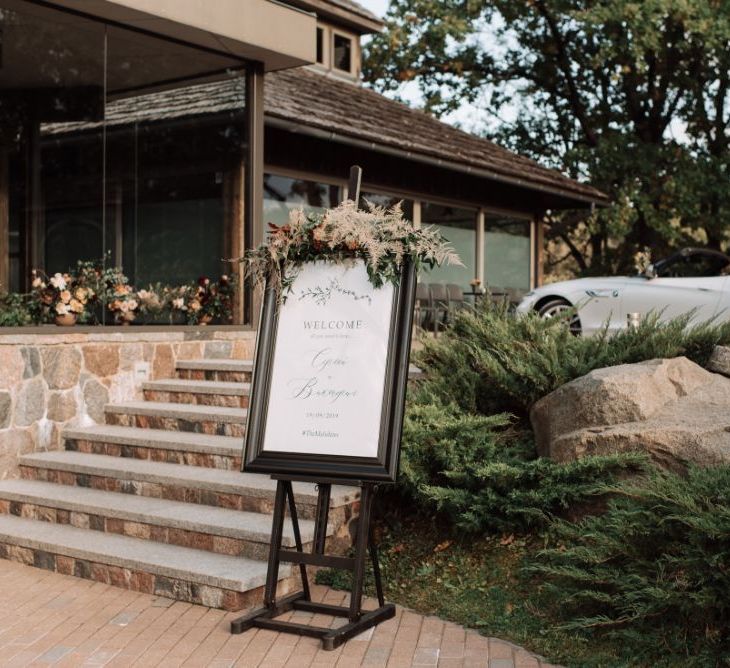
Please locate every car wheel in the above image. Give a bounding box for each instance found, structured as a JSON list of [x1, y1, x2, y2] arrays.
[[537, 298, 581, 335]]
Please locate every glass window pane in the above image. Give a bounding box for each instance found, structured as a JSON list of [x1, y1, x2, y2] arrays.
[[421, 202, 476, 289], [333, 34, 352, 72], [0, 0, 106, 289], [106, 29, 246, 303], [263, 174, 341, 228], [360, 191, 413, 220], [316, 27, 324, 64], [484, 217, 531, 290]]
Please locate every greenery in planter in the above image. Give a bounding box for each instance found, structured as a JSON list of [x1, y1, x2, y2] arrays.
[[0, 292, 32, 326], [29, 269, 95, 324], [2, 259, 237, 326], [181, 275, 236, 325]]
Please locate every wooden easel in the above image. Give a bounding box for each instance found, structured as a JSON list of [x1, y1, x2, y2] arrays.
[[230, 475, 394, 650], [231, 166, 395, 650]]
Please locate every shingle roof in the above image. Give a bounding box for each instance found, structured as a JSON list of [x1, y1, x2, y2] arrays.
[[266, 69, 607, 204], [44, 68, 606, 205]]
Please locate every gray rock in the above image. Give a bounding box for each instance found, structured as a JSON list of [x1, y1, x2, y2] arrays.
[[530, 357, 730, 471], [20, 347, 41, 379], [48, 391, 78, 423], [41, 347, 81, 390], [707, 345, 730, 377], [203, 341, 232, 359], [15, 378, 46, 426], [83, 379, 109, 423], [0, 392, 11, 429]]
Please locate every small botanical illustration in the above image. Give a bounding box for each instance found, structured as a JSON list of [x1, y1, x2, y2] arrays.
[[298, 277, 372, 306]]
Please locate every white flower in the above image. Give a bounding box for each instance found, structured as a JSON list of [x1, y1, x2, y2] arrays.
[[32, 277, 44, 288], [55, 302, 70, 315], [49, 273, 66, 290], [172, 298, 185, 309]]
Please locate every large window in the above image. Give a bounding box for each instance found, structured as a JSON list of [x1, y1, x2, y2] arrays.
[[484, 217, 531, 291], [421, 202, 476, 289], [263, 174, 341, 229], [0, 0, 247, 314]]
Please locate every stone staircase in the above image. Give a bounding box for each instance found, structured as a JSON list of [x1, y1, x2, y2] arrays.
[[0, 358, 359, 610]]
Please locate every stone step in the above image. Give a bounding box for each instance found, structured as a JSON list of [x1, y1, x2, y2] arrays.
[[142, 379, 251, 408], [105, 401, 248, 437], [0, 514, 296, 610], [176, 359, 253, 383], [19, 452, 359, 526], [0, 479, 316, 560], [63, 424, 242, 469]]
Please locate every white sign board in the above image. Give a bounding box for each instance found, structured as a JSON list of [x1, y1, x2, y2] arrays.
[[262, 260, 394, 458]]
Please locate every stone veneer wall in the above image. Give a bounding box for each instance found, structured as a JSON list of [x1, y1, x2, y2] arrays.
[[0, 328, 256, 480]]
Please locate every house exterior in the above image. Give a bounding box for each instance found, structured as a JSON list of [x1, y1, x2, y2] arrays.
[[0, 0, 610, 608], [0, 0, 606, 325]]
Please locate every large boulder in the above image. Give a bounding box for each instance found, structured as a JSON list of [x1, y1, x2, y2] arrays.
[[530, 357, 730, 471]]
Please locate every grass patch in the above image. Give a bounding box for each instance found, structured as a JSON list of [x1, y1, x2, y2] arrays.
[[316, 511, 626, 667]]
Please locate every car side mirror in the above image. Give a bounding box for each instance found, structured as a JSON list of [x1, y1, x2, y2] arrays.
[[644, 264, 657, 279]]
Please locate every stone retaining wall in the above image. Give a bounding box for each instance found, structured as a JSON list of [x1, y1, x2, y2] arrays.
[[0, 328, 256, 479]]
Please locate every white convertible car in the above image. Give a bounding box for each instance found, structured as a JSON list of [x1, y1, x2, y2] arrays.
[[516, 248, 730, 335]]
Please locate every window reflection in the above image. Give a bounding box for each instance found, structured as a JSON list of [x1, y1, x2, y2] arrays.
[[484, 217, 531, 291], [333, 34, 352, 72], [0, 0, 247, 315], [263, 174, 341, 228], [421, 202, 476, 289]]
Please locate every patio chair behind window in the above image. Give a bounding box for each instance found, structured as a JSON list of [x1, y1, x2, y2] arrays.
[[429, 283, 449, 334]]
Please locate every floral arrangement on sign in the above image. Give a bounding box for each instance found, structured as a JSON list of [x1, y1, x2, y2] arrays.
[[243, 201, 460, 298], [30, 270, 95, 325]]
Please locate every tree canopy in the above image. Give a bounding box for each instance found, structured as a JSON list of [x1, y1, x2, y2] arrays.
[[364, 1, 730, 276]]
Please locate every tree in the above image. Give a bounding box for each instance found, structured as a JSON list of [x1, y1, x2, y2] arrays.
[[364, 0, 730, 276]]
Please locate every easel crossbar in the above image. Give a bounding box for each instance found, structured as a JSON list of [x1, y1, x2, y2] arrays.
[[278, 550, 354, 570]]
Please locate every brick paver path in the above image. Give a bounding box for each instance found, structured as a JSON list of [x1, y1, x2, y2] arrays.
[[0, 561, 557, 667]]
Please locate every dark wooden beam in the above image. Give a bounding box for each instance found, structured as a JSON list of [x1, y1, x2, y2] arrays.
[[244, 63, 265, 326]]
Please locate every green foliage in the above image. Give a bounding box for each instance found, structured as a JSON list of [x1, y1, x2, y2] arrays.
[[400, 400, 647, 532], [364, 1, 730, 275], [0, 293, 32, 327], [416, 303, 730, 418], [529, 466, 730, 663]]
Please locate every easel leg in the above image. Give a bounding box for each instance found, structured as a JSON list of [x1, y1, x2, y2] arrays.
[[348, 483, 374, 622], [264, 479, 287, 607], [284, 480, 310, 601], [369, 527, 385, 608], [231, 480, 292, 634]]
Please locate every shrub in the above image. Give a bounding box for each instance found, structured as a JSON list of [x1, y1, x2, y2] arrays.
[[416, 303, 730, 419], [399, 399, 647, 533], [528, 466, 730, 664]]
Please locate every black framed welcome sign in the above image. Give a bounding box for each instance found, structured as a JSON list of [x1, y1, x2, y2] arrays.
[[243, 257, 417, 482]]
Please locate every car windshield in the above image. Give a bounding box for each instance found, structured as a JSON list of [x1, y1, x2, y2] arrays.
[[655, 252, 730, 278]]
